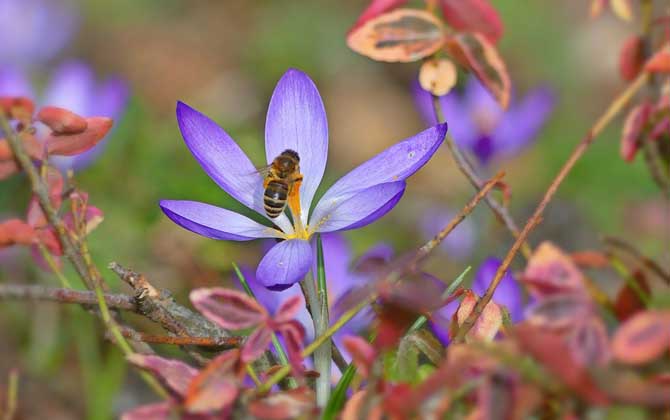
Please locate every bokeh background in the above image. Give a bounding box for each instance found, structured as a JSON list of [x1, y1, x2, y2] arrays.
[[0, 0, 667, 418]]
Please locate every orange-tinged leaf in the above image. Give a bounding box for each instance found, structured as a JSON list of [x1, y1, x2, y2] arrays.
[[440, 0, 503, 44], [456, 290, 502, 341], [645, 44, 670, 74], [589, 0, 606, 18], [0, 219, 36, 247], [0, 97, 35, 120], [347, 9, 446, 63], [248, 387, 315, 420], [611, 310, 670, 365], [419, 58, 458, 96], [522, 242, 587, 298], [619, 36, 645, 81], [445, 32, 510, 109], [37, 106, 88, 135], [610, 0, 633, 21], [349, 0, 408, 33], [184, 349, 241, 413], [45, 117, 113, 156]]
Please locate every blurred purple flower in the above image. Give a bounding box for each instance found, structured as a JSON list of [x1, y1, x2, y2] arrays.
[[0, 0, 78, 68], [431, 256, 524, 345], [413, 76, 554, 165], [0, 60, 129, 170], [161, 69, 446, 290], [420, 207, 477, 260]]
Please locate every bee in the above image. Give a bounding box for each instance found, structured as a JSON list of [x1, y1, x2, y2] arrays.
[[261, 149, 303, 219]]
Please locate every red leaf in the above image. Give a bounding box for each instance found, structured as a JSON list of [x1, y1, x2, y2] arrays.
[[190, 287, 268, 330], [619, 36, 645, 81], [0, 97, 35, 120], [440, 0, 504, 44], [277, 320, 306, 375], [341, 390, 383, 420], [515, 324, 609, 404], [522, 241, 587, 298], [347, 9, 446, 63], [611, 310, 670, 365], [645, 44, 670, 74], [525, 292, 593, 331], [242, 326, 274, 363], [0, 160, 19, 180], [36, 106, 88, 135], [120, 402, 173, 420], [445, 31, 511, 109], [455, 290, 502, 341], [45, 117, 112, 156], [342, 335, 376, 378], [568, 317, 610, 367], [126, 354, 198, 397], [613, 270, 650, 321], [620, 102, 652, 162], [0, 219, 36, 247], [273, 295, 303, 324], [248, 387, 315, 420], [349, 0, 408, 33], [184, 349, 241, 413], [649, 116, 670, 141]]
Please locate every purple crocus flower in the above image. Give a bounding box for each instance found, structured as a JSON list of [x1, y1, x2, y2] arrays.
[[413, 77, 554, 165], [420, 207, 477, 260], [160, 69, 446, 290], [0, 0, 78, 68], [431, 256, 524, 345], [0, 60, 129, 170]]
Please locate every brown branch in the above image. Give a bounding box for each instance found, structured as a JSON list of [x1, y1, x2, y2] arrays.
[[0, 284, 137, 310], [114, 328, 243, 348], [431, 96, 532, 260], [454, 71, 650, 342]]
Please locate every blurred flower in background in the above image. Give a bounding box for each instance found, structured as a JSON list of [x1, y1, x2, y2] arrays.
[[420, 206, 477, 260], [414, 77, 554, 165], [0, 60, 129, 170], [0, 0, 78, 69]]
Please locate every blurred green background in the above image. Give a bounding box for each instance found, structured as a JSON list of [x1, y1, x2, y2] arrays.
[[0, 1, 667, 418]]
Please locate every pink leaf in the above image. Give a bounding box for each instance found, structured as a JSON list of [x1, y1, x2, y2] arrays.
[[522, 241, 587, 298], [342, 336, 376, 378], [248, 387, 316, 420], [184, 350, 241, 414], [619, 35, 645, 82], [440, 0, 503, 44], [242, 326, 274, 363], [620, 102, 652, 162], [190, 287, 268, 330], [127, 354, 198, 396], [277, 320, 306, 375], [0, 219, 36, 247], [568, 317, 610, 367], [455, 290, 502, 341], [611, 310, 670, 365], [525, 292, 593, 331], [45, 117, 113, 156], [274, 295, 303, 324], [120, 402, 173, 420], [36, 106, 88, 135], [349, 0, 408, 33], [0, 97, 35, 120], [0, 160, 18, 180]]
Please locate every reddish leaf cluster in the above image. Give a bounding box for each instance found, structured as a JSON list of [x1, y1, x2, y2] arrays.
[[190, 288, 306, 372], [0, 97, 112, 180], [620, 82, 670, 162], [346, 0, 510, 107], [0, 167, 103, 271]]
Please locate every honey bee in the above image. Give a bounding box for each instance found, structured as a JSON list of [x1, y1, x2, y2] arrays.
[[261, 149, 303, 219]]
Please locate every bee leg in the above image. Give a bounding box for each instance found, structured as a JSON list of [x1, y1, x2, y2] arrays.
[[287, 175, 303, 221]]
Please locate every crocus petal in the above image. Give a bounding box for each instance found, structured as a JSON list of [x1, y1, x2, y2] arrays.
[[492, 87, 555, 158], [311, 182, 405, 233], [311, 123, 446, 230], [159, 200, 281, 241], [264, 69, 328, 224], [176, 101, 293, 233], [42, 60, 94, 114], [0, 67, 33, 97], [471, 257, 524, 322], [256, 239, 312, 290], [464, 76, 503, 123]]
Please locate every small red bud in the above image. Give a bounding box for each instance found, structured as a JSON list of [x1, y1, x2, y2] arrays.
[[37, 106, 88, 135]]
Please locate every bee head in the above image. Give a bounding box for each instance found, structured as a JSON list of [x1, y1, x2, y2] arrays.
[[282, 149, 300, 162]]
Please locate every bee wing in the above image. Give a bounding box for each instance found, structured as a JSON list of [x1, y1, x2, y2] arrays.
[[250, 164, 273, 177]]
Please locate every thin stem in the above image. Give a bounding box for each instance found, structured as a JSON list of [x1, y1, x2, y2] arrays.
[[36, 243, 73, 288], [115, 328, 243, 348], [257, 174, 500, 393], [0, 284, 136, 310], [454, 71, 650, 342], [3, 369, 18, 420], [603, 236, 670, 285], [431, 96, 533, 260]]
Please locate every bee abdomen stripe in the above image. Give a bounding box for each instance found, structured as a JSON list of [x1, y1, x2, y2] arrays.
[[263, 200, 285, 209]]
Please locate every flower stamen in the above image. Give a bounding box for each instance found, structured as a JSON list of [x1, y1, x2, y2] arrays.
[[287, 176, 309, 240]]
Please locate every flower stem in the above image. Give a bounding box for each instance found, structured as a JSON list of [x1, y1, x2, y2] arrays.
[[3, 369, 19, 420], [313, 234, 332, 407], [37, 243, 73, 289]]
